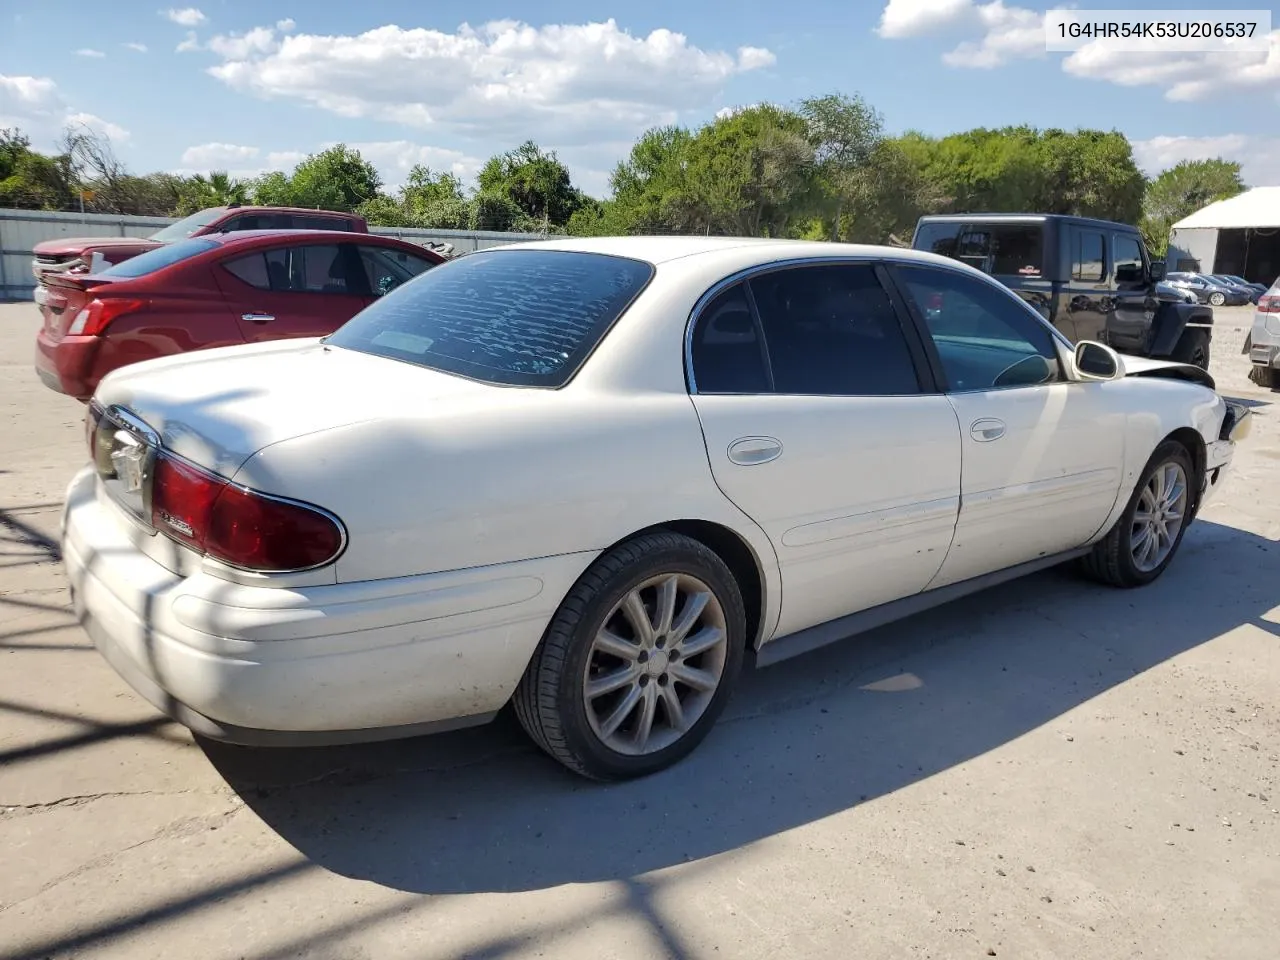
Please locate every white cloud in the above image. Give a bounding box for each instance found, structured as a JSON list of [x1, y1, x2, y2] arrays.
[[1064, 32, 1280, 101], [176, 31, 200, 53], [877, 0, 975, 38], [75, 48, 106, 58], [0, 74, 129, 146], [180, 142, 262, 167], [207, 27, 277, 60], [342, 140, 484, 187], [276, 18, 296, 33], [65, 112, 131, 143], [164, 7, 206, 27], [1131, 135, 1280, 188], [203, 19, 774, 146], [123, 42, 148, 53], [940, 1, 1044, 68]]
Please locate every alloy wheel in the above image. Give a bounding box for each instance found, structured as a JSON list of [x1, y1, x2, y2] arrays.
[[1130, 461, 1188, 572]]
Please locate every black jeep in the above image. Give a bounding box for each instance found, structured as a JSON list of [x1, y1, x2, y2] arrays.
[[912, 213, 1214, 369]]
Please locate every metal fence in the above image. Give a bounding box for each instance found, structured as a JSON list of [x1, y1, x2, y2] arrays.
[[0, 207, 554, 301]]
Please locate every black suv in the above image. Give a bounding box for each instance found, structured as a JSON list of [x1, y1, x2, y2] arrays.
[[912, 213, 1214, 369]]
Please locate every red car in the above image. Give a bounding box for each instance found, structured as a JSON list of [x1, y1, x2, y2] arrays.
[[31, 205, 369, 284], [34, 230, 443, 400]]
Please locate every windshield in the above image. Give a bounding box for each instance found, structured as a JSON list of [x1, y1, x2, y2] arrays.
[[148, 207, 227, 242], [325, 249, 654, 387], [99, 238, 218, 278]]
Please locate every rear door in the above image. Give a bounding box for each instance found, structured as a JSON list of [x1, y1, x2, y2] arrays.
[[1061, 225, 1109, 343], [688, 262, 962, 639], [214, 241, 372, 341]]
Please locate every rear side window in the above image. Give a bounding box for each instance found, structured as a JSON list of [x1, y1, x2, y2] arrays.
[[325, 249, 654, 387], [1073, 231, 1105, 282], [956, 224, 1044, 277], [222, 244, 362, 294], [98, 238, 218, 278], [914, 221, 963, 257], [357, 244, 437, 297]]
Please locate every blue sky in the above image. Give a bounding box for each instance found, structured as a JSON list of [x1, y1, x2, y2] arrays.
[[2, 1, 1278, 198]]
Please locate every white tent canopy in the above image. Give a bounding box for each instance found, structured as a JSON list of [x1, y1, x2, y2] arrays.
[[1172, 186, 1280, 230]]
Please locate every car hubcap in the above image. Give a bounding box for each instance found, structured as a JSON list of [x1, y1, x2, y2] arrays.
[[582, 573, 728, 756], [1131, 462, 1188, 572]]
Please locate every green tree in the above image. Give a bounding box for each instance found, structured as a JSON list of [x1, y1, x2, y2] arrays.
[[799, 93, 884, 239], [174, 170, 248, 215], [1141, 158, 1245, 255], [0, 128, 76, 209], [476, 141, 586, 227], [251, 145, 382, 211]]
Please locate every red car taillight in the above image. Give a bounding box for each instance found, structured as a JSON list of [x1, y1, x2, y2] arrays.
[[150, 454, 346, 572], [1257, 295, 1280, 314], [68, 298, 146, 336]]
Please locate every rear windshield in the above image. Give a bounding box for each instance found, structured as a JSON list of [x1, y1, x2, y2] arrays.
[[149, 208, 227, 242], [325, 249, 655, 387], [98, 238, 218, 278]]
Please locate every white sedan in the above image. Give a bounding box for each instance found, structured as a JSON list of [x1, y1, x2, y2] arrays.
[[64, 237, 1251, 780]]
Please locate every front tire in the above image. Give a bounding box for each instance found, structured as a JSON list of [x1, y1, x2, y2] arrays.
[[1172, 329, 1210, 369], [1208, 292, 1226, 306], [513, 532, 746, 780], [1081, 441, 1195, 588]]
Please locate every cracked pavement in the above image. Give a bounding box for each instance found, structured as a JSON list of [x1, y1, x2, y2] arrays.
[[2, 302, 1279, 959]]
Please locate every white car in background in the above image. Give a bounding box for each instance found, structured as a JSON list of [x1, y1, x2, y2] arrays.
[[1248, 278, 1280, 388], [64, 237, 1250, 780]]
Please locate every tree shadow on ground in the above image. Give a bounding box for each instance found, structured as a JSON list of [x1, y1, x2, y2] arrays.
[[200, 519, 1278, 896]]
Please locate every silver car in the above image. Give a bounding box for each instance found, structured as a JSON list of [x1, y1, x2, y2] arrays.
[[1248, 277, 1280, 388]]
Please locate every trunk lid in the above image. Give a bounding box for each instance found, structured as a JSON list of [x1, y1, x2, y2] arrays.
[[94, 339, 493, 477], [39, 274, 126, 341]]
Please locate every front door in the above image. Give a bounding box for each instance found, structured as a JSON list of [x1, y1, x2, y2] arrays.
[[687, 263, 963, 639], [1108, 233, 1155, 353], [890, 262, 1125, 588], [214, 241, 372, 342]]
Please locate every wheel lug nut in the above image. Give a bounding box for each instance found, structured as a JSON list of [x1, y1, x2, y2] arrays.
[[658, 674, 668, 686], [638, 651, 648, 663], [655, 637, 665, 649], [639, 675, 649, 687]]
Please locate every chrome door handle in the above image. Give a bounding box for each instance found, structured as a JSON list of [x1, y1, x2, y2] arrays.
[[242, 312, 275, 324], [727, 436, 783, 465], [970, 418, 1006, 442]]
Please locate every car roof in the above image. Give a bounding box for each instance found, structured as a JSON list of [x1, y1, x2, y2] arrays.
[[215, 206, 362, 217], [205, 229, 403, 246], [916, 212, 1137, 232], [477, 235, 963, 268]]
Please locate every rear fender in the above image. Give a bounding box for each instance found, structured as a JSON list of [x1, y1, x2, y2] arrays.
[[1149, 302, 1213, 357]]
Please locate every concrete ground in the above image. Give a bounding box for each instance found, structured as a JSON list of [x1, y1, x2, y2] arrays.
[[1, 302, 1277, 960]]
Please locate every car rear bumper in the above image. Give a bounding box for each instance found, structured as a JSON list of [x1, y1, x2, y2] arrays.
[[62, 466, 591, 746], [34, 330, 100, 400]]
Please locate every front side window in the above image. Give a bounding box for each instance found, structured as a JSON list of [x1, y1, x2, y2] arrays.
[[99, 238, 218, 278], [358, 244, 437, 297], [747, 264, 921, 396], [1114, 235, 1145, 284], [896, 264, 1061, 392], [325, 249, 654, 387]]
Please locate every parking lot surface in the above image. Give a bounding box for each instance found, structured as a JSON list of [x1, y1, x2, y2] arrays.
[[2, 302, 1278, 959]]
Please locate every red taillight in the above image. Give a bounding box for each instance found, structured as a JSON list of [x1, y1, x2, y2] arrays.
[[150, 454, 345, 572], [1258, 295, 1280, 314], [68, 298, 146, 336]]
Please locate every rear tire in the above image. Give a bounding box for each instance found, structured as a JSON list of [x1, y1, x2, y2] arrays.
[[513, 532, 746, 781], [1081, 441, 1196, 588], [1209, 292, 1226, 306], [1171, 329, 1210, 369], [1250, 365, 1279, 389]]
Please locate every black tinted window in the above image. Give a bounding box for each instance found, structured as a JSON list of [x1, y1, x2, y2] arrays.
[[689, 284, 770, 393], [748, 264, 920, 396], [99, 238, 217, 278], [897, 264, 1060, 392], [224, 244, 360, 294], [1074, 231, 1105, 281], [1114, 235, 1145, 283], [914, 221, 963, 257], [296, 216, 347, 231], [325, 250, 653, 387], [946, 224, 1044, 277]]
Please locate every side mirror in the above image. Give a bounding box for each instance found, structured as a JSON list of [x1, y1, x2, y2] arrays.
[[1149, 260, 1166, 281], [1074, 341, 1123, 381]]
